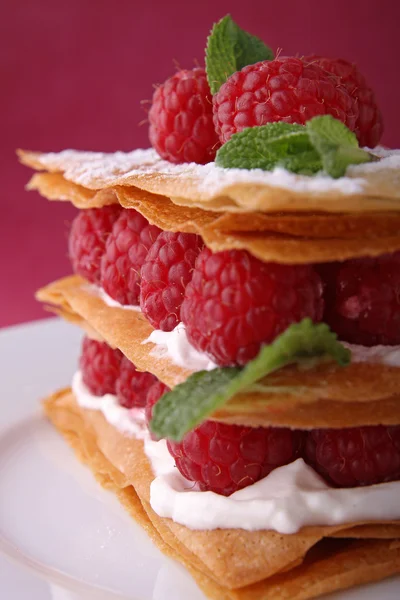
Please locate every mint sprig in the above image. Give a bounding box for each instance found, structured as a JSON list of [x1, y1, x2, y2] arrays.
[[215, 115, 374, 178], [150, 319, 350, 441], [206, 15, 274, 95], [305, 116, 376, 178], [215, 122, 322, 174]]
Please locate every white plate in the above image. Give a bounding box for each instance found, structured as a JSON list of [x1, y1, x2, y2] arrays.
[[0, 318, 399, 600]]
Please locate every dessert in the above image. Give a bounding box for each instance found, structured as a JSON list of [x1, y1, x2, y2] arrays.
[[19, 15, 400, 599]]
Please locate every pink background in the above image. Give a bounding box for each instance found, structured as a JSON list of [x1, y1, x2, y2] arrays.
[[2, 0, 399, 328]]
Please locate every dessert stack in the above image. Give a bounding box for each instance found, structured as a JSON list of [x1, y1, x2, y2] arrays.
[[19, 16, 400, 600]]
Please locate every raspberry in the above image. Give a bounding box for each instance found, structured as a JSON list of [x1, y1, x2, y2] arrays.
[[80, 337, 123, 396], [181, 248, 324, 366], [167, 421, 304, 496], [304, 56, 383, 147], [149, 68, 220, 164], [145, 380, 170, 435], [100, 209, 161, 305], [318, 252, 400, 346], [304, 426, 400, 487], [68, 205, 122, 284], [213, 57, 357, 144], [140, 231, 204, 331], [115, 356, 157, 408]]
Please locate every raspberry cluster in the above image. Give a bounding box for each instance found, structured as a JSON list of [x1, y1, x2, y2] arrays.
[[80, 339, 400, 496], [69, 207, 204, 325], [80, 336, 157, 410], [166, 420, 400, 495], [147, 48, 382, 164], [318, 252, 400, 346], [70, 206, 400, 358], [69, 205, 122, 284], [79, 336, 171, 438], [69, 18, 395, 501], [167, 421, 304, 496], [181, 247, 324, 366]]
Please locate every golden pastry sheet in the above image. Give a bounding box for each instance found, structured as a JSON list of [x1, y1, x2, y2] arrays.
[[37, 275, 193, 387], [37, 275, 400, 429], [43, 389, 400, 599], [206, 210, 400, 238], [201, 229, 400, 264], [25, 172, 400, 264], [18, 148, 400, 215]]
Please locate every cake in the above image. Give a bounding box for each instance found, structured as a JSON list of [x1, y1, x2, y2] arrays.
[[18, 15, 400, 599]]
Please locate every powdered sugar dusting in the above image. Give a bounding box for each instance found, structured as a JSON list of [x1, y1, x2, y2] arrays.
[[38, 148, 200, 188], [349, 148, 400, 174], [35, 146, 400, 198], [198, 164, 363, 194]]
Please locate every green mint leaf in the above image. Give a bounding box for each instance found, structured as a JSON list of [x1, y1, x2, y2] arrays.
[[215, 117, 376, 178], [206, 15, 274, 94], [151, 368, 240, 442], [215, 123, 322, 173], [306, 115, 374, 178], [150, 319, 351, 441]]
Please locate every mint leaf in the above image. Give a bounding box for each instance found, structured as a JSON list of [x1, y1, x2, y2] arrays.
[[215, 123, 322, 173], [215, 116, 376, 178], [150, 319, 350, 441], [151, 368, 239, 442], [206, 15, 274, 94], [306, 116, 374, 178]]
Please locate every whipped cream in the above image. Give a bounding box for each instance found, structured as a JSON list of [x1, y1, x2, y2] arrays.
[[344, 343, 400, 367], [144, 322, 400, 372], [88, 284, 141, 312], [150, 457, 400, 534], [90, 283, 400, 372], [72, 371, 146, 438], [73, 373, 400, 534], [143, 323, 217, 371]]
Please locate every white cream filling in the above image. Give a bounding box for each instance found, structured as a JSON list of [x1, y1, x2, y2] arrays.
[[344, 342, 400, 367], [149, 457, 400, 534], [72, 372, 400, 534], [93, 286, 400, 371], [88, 284, 141, 312], [143, 323, 400, 371], [72, 371, 146, 438], [143, 323, 218, 371]]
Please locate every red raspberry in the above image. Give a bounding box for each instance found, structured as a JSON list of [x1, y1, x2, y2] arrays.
[[100, 210, 161, 305], [115, 356, 157, 408], [68, 205, 122, 284], [149, 68, 220, 164], [304, 426, 400, 487], [167, 421, 304, 496], [80, 337, 123, 396], [304, 56, 383, 147], [181, 248, 324, 366], [213, 57, 357, 144], [140, 231, 204, 331], [145, 380, 170, 434], [318, 252, 400, 346]]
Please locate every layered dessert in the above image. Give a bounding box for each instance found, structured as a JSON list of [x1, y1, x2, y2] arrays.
[[19, 16, 400, 599]]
